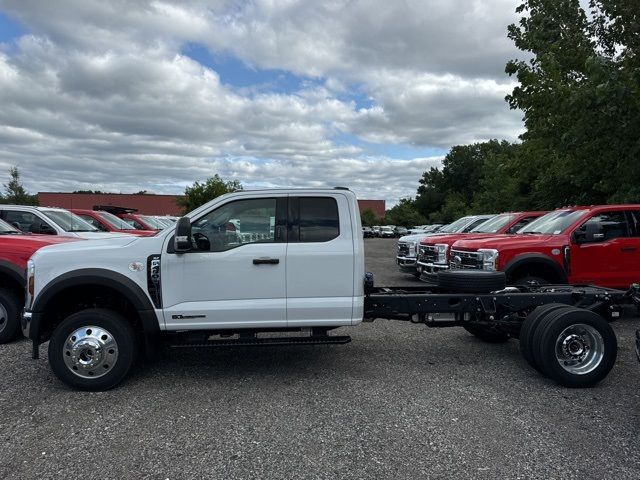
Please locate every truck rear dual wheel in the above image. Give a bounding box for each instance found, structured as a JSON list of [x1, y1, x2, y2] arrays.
[[524, 307, 617, 388], [0, 288, 22, 344], [48, 309, 137, 391], [519, 304, 571, 372]]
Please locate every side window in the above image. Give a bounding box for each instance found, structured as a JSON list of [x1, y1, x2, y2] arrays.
[[293, 197, 340, 243], [3, 210, 43, 233], [578, 211, 629, 241], [628, 211, 640, 237], [192, 198, 278, 252]]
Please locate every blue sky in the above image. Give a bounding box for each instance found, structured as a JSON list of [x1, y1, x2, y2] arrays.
[[0, 12, 24, 43]]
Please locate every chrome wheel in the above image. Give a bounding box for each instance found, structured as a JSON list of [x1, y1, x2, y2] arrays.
[[555, 323, 604, 375], [63, 326, 119, 379], [0, 302, 7, 334]]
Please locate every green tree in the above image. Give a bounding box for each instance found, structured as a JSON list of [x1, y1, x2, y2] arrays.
[[360, 208, 379, 227], [2, 167, 38, 205], [385, 198, 427, 227], [177, 174, 243, 213], [505, 0, 640, 206]]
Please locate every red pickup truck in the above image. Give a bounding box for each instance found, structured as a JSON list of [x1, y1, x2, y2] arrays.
[[450, 205, 640, 289], [416, 211, 545, 283], [0, 219, 79, 343], [70, 209, 156, 236]]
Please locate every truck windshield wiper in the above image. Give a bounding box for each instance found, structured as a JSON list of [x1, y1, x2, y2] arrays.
[[0, 231, 22, 235]]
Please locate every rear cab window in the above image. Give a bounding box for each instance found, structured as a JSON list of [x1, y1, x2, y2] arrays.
[[288, 197, 340, 243]]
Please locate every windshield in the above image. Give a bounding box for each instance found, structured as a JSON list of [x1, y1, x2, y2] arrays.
[[97, 211, 136, 230], [518, 209, 588, 234], [42, 210, 98, 232], [0, 218, 21, 234], [140, 215, 163, 229], [471, 214, 514, 233], [439, 217, 472, 233], [154, 217, 173, 228]]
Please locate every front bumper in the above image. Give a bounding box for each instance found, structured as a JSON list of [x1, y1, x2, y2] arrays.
[[416, 261, 449, 283], [396, 256, 418, 271]]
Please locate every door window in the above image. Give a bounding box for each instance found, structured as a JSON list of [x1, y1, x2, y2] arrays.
[[628, 211, 640, 237], [192, 198, 278, 252], [578, 212, 629, 241], [2, 210, 47, 233]]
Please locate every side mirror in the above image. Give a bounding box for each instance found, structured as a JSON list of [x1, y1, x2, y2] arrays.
[[173, 217, 192, 252], [573, 222, 603, 244], [40, 223, 57, 235]]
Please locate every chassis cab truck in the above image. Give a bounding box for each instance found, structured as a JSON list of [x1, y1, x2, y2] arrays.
[[23, 189, 364, 390], [21, 188, 636, 391]]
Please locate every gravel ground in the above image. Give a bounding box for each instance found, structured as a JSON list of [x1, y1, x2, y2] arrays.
[[1, 238, 640, 479]]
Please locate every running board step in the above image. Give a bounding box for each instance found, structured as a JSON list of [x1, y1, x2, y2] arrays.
[[170, 335, 352, 348]]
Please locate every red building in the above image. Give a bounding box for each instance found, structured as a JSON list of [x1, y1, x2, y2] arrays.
[[357, 199, 385, 218], [38, 192, 386, 218], [38, 192, 183, 215]]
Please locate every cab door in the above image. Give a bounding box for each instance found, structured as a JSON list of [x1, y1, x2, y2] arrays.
[[286, 195, 355, 326], [569, 210, 633, 288], [161, 195, 288, 330]]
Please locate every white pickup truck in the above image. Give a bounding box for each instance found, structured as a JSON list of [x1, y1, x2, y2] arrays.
[[21, 188, 635, 390]]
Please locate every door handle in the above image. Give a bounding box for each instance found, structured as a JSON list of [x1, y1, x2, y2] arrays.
[[253, 258, 280, 265], [621, 247, 637, 253]]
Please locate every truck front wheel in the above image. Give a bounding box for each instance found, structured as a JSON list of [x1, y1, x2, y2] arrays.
[[48, 309, 137, 391]]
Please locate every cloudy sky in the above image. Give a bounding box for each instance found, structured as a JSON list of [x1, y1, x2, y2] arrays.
[[0, 0, 525, 205]]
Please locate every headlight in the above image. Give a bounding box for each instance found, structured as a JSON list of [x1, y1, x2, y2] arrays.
[[435, 244, 449, 264], [478, 249, 499, 270], [26, 259, 35, 309], [409, 241, 417, 255]]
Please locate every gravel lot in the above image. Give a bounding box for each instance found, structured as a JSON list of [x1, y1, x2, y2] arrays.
[[1, 238, 639, 479]]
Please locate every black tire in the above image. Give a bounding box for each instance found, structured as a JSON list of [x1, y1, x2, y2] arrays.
[[463, 324, 510, 343], [48, 308, 137, 391], [533, 308, 617, 388], [412, 271, 421, 278], [519, 304, 572, 372], [437, 270, 506, 293], [0, 288, 22, 344]]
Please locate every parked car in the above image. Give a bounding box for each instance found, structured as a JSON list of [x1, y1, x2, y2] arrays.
[[94, 205, 163, 231], [450, 205, 640, 289], [417, 211, 546, 283], [379, 226, 395, 238], [71, 209, 157, 236], [396, 216, 495, 276], [362, 226, 374, 238], [409, 224, 443, 234], [0, 219, 80, 343], [372, 225, 382, 237], [0, 205, 131, 239], [394, 226, 408, 237]]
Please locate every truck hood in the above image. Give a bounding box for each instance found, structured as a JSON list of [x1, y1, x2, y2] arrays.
[[399, 232, 445, 243], [453, 234, 559, 250], [36, 235, 139, 255], [419, 233, 469, 246], [73, 231, 134, 239]]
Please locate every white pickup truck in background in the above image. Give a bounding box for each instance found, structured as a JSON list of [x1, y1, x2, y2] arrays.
[[21, 187, 634, 391]]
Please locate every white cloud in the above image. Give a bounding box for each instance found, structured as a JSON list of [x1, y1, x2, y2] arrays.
[[0, 0, 525, 206]]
